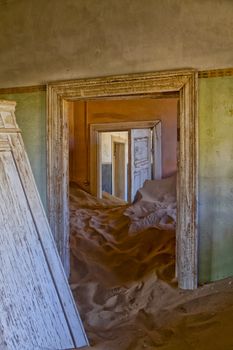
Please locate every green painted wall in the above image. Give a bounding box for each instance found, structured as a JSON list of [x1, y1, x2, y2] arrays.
[[0, 91, 47, 210], [199, 76, 233, 283], [1, 76, 233, 284]]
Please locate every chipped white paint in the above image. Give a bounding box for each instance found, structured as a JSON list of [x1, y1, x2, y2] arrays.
[[130, 128, 152, 202], [0, 100, 89, 350]]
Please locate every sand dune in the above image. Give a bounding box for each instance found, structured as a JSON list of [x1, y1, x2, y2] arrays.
[[69, 183, 233, 349]]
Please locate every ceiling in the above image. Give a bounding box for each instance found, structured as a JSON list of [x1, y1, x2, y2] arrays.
[[0, 0, 232, 88]]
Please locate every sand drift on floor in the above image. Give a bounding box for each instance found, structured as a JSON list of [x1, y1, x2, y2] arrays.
[[69, 183, 233, 350]]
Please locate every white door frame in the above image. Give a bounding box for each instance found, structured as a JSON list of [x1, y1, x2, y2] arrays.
[[90, 121, 161, 199], [47, 70, 198, 289]]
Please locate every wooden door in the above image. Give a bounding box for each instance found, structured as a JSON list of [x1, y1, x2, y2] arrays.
[[0, 100, 88, 349], [113, 141, 126, 200], [129, 128, 152, 201]]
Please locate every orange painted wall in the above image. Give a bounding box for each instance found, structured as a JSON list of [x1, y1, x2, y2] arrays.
[[69, 98, 178, 192]]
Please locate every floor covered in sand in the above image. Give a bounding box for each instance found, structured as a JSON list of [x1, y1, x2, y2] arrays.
[[69, 183, 233, 350]]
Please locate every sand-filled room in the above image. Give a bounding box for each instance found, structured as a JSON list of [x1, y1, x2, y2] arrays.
[[0, 0, 233, 349], [68, 96, 179, 344]]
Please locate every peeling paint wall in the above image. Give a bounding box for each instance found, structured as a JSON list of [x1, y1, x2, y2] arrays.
[[199, 76, 233, 283], [0, 92, 47, 210]]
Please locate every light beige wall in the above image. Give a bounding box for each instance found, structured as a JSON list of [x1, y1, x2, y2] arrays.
[[0, 0, 233, 88], [101, 132, 128, 163], [69, 98, 178, 191]]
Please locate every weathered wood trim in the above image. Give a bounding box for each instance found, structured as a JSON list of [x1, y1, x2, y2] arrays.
[[0, 100, 89, 348], [0, 128, 21, 133], [198, 68, 233, 78], [0, 68, 232, 96], [90, 120, 159, 132], [0, 85, 46, 94], [67, 91, 180, 100], [176, 72, 198, 289], [0, 99, 16, 106], [47, 70, 198, 289]]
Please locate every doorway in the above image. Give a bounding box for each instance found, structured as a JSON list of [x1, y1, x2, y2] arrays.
[[97, 122, 162, 203], [112, 139, 126, 200], [47, 70, 198, 289], [100, 131, 128, 201], [90, 120, 162, 202]]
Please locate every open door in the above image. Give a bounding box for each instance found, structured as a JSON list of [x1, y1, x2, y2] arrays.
[[129, 128, 152, 201]]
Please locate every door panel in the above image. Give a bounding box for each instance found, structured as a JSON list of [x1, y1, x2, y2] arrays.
[[130, 128, 152, 201], [0, 150, 75, 350], [0, 102, 88, 350]]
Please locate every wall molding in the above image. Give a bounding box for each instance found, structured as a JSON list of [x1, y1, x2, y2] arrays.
[[0, 85, 46, 94], [0, 68, 232, 94], [198, 68, 233, 78]]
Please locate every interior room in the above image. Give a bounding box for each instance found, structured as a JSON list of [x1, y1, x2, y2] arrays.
[[0, 1, 233, 349], [68, 96, 178, 347], [68, 98, 178, 191]]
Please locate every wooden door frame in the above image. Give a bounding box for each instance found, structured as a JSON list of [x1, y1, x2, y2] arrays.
[[90, 120, 161, 199], [47, 70, 198, 289]]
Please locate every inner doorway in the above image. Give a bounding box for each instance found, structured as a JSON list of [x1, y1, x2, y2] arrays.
[[69, 98, 178, 288], [98, 122, 162, 202], [47, 70, 198, 289], [68, 97, 179, 294]]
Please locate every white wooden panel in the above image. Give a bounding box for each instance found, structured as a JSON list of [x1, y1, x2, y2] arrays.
[[0, 100, 89, 349], [0, 151, 74, 350], [130, 128, 152, 201], [9, 134, 89, 349]]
